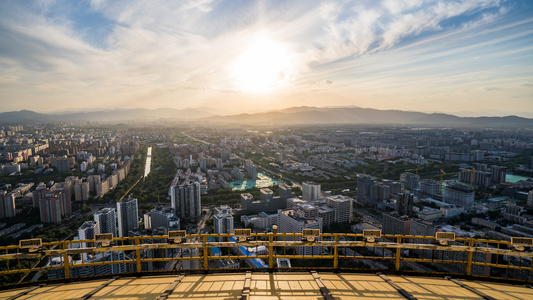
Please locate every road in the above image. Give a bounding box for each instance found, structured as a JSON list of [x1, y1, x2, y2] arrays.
[[182, 130, 210, 145], [169, 208, 211, 271], [196, 208, 212, 235]]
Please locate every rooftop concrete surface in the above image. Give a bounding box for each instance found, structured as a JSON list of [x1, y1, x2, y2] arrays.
[[1, 272, 532, 300]]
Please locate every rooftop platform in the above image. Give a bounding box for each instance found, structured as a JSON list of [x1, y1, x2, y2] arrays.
[[1, 272, 533, 300]]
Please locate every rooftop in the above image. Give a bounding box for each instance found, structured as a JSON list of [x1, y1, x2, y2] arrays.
[[1, 272, 532, 300]]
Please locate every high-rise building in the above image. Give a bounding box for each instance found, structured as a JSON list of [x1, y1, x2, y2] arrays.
[[419, 179, 440, 197], [490, 165, 507, 184], [317, 205, 335, 227], [94, 208, 117, 236], [78, 221, 99, 260], [40, 196, 62, 223], [357, 175, 377, 203], [117, 198, 139, 237], [381, 179, 401, 195], [33, 188, 71, 217], [221, 149, 231, 161], [146, 207, 180, 231], [326, 195, 353, 223], [375, 182, 391, 201], [397, 191, 414, 217], [88, 175, 101, 193], [74, 182, 90, 201], [57, 157, 70, 173], [240, 193, 254, 211], [302, 182, 321, 201], [0, 193, 16, 219], [260, 189, 274, 202], [277, 209, 322, 255], [400, 172, 420, 191], [245, 161, 258, 180], [458, 163, 508, 187], [171, 181, 201, 220], [96, 181, 109, 197], [443, 183, 474, 208], [527, 190, 533, 208], [241, 212, 278, 229], [216, 158, 223, 170], [55, 189, 72, 217], [32, 184, 48, 208], [213, 205, 234, 234], [278, 184, 294, 199], [382, 212, 410, 235], [409, 219, 441, 258]]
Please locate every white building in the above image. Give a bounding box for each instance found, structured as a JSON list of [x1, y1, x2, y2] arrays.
[[145, 207, 180, 231], [94, 208, 117, 236], [326, 195, 353, 223], [213, 205, 234, 234], [117, 198, 138, 237], [171, 181, 201, 220], [241, 212, 277, 230], [74, 182, 90, 201], [302, 182, 321, 201], [443, 183, 475, 208], [277, 209, 323, 255], [78, 221, 99, 261]]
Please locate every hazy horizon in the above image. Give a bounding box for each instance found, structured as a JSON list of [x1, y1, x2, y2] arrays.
[[1, 0, 532, 117], [3, 105, 533, 120]]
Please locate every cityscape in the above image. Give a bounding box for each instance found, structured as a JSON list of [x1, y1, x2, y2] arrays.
[[0, 0, 533, 299], [0, 124, 532, 279]]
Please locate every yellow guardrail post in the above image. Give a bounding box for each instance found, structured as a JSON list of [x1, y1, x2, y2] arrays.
[[395, 236, 401, 272], [333, 234, 339, 270], [63, 241, 70, 279], [203, 235, 208, 272], [135, 236, 142, 273], [4, 233, 533, 284], [466, 239, 473, 276], [268, 232, 274, 270]]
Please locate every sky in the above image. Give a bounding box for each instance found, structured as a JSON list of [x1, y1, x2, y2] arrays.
[[0, 0, 532, 117]]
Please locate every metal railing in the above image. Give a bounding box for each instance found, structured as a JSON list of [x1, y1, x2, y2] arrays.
[[1, 232, 532, 287]]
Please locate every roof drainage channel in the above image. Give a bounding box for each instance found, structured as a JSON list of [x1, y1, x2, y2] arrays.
[[311, 271, 334, 300], [6, 284, 45, 300], [157, 274, 186, 300], [377, 273, 418, 300], [77, 277, 119, 300], [446, 276, 497, 300]]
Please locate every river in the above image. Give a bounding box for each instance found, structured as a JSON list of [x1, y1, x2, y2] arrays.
[[144, 146, 152, 177]]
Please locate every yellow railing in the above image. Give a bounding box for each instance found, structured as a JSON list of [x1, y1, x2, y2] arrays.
[[0, 233, 532, 286]]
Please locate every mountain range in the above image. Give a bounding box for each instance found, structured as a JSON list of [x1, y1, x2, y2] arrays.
[[0, 108, 210, 124], [1, 106, 532, 127], [203, 106, 533, 127]]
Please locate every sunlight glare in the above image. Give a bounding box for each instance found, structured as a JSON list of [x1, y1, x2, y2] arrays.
[[232, 36, 293, 93]]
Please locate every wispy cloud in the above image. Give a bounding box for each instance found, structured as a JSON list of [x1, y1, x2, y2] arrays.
[[0, 0, 531, 116]]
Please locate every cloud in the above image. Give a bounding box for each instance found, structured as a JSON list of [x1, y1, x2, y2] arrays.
[[0, 0, 531, 116], [522, 83, 533, 87], [484, 86, 501, 91]]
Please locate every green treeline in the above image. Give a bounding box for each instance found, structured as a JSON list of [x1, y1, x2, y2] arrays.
[[128, 146, 176, 203]]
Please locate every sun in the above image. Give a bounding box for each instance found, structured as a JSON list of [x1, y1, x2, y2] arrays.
[[232, 36, 293, 93]]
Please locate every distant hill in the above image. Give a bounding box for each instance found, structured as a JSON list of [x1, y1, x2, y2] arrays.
[[1, 106, 532, 127], [0, 108, 212, 124], [203, 106, 533, 127], [0, 110, 54, 123]]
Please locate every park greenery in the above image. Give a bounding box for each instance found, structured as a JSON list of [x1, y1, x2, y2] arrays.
[[127, 146, 176, 204], [101, 146, 148, 203]]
